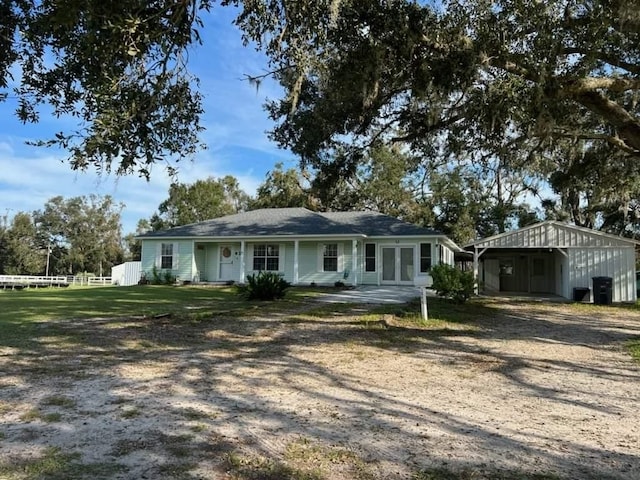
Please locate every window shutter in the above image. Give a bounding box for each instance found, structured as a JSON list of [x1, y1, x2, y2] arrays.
[[338, 243, 344, 272], [279, 244, 285, 272], [155, 243, 161, 268], [317, 243, 323, 272], [172, 243, 179, 270]]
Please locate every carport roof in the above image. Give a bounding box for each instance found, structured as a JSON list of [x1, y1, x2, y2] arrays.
[[464, 220, 640, 250]]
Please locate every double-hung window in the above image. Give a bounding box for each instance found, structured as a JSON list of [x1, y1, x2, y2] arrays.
[[419, 243, 432, 273], [161, 243, 174, 269], [253, 244, 280, 271], [323, 243, 339, 272], [365, 243, 376, 272]]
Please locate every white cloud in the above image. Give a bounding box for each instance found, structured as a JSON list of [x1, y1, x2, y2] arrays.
[[0, 7, 296, 234]]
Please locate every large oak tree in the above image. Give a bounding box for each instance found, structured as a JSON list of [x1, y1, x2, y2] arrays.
[[232, 1, 640, 165], [1, 0, 212, 177]]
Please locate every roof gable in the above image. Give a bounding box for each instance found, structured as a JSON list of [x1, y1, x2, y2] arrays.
[[465, 221, 639, 249]]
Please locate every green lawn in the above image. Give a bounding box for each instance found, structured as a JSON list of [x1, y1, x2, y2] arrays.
[[0, 284, 333, 321], [0, 285, 320, 348]]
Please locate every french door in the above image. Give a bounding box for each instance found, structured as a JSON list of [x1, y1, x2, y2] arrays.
[[381, 246, 415, 285]]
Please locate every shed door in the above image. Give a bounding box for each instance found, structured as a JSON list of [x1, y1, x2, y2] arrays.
[[484, 259, 500, 292], [530, 256, 551, 293]]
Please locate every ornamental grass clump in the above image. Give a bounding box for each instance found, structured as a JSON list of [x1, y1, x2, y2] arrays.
[[237, 271, 291, 300]]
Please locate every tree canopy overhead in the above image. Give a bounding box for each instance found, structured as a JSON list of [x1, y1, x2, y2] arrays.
[[233, 0, 640, 171], [2, 0, 213, 178]]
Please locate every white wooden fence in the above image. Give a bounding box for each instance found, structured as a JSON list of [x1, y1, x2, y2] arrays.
[[0, 275, 112, 289], [69, 276, 113, 286]]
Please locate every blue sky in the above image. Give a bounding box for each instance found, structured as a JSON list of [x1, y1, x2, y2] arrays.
[[0, 7, 296, 235]]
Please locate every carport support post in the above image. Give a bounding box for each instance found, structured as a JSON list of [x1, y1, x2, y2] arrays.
[[473, 247, 488, 295], [421, 287, 428, 320]]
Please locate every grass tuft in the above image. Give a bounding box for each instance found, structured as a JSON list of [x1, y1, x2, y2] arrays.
[[0, 446, 124, 479], [627, 337, 640, 362]]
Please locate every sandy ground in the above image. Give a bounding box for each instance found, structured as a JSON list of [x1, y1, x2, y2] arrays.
[[1, 300, 640, 479]]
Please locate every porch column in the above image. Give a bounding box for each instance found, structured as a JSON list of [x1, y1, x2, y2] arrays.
[[293, 240, 299, 285], [352, 239, 358, 286], [473, 247, 479, 295], [239, 240, 246, 283]]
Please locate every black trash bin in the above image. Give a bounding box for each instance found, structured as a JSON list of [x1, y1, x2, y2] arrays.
[[573, 287, 590, 303], [592, 276, 613, 305]]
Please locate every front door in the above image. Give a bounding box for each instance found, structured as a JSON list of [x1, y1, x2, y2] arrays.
[[218, 245, 234, 281], [381, 246, 415, 285]]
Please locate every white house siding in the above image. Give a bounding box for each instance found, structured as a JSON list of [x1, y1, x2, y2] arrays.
[[142, 236, 459, 287], [567, 247, 636, 302], [297, 240, 354, 285], [141, 240, 194, 282], [353, 239, 453, 286]]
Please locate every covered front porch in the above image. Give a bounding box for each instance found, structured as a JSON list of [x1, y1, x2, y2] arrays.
[[192, 238, 361, 285]]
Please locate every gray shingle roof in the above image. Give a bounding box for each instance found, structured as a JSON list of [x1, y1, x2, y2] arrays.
[[139, 208, 442, 238], [319, 211, 440, 236]]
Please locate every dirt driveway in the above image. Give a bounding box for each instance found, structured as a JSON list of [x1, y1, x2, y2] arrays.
[[1, 299, 639, 479]]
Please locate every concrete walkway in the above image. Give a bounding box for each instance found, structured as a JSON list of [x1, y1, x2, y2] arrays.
[[316, 285, 430, 304]]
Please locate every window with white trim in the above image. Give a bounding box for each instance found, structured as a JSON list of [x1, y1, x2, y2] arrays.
[[420, 243, 432, 273], [253, 244, 280, 271], [323, 243, 338, 272], [365, 243, 376, 272], [161, 243, 174, 269]]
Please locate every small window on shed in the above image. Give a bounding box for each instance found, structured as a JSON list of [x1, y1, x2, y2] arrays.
[[499, 260, 513, 276]]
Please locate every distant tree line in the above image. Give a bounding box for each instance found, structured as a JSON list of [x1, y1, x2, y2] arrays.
[[0, 195, 124, 276], [5, 144, 639, 276]]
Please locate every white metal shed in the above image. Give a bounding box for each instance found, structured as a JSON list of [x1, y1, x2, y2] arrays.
[[465, 221, 639, 303], [111, 261, 142, 286]]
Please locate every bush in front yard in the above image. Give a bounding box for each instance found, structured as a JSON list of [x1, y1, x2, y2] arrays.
[[237, 272, 291, 300], [430, 264, 475, 304]]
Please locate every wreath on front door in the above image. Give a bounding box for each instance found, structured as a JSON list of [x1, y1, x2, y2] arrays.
[[222, 247, 231, 258]]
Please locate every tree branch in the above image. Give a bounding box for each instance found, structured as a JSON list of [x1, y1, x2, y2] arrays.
[[542, 128, 638, 154], [568, 89, 640, 152], [563, 77, 640, 94], [561, 47, 640, 75]]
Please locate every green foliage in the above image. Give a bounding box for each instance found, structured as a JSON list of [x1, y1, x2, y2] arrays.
[[1, 0, 210, 177], [250, 162, 314, 210], [0, 212, 45, 275], [430, 264, 475, 304], [151, 176, 249, 230], [238, 271, 291, 301], [33, 195, 124, 275], [234, 1, 640, 237], [150, 265, 176, 285], [627, 338, 640, 363]]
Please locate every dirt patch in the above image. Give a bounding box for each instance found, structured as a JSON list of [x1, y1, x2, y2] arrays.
[[1, 301, 639, 479]]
